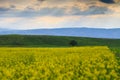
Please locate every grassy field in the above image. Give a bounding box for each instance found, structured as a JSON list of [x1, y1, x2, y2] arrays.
[[111, 47, 120, 57], [0, 35, 120, 47], [110, 47, 120, 76], [0, 46, 120, 80]]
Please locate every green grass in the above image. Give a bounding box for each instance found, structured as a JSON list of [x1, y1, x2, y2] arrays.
[[110, 47, 120, 57], [0, 35, 120, 47], [110, 47, 120, 76]]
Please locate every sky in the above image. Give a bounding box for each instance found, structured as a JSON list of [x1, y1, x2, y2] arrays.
[[0, 0, 120, 30]]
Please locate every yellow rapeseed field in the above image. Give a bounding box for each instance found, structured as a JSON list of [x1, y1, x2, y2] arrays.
[[0, 46, 120, 80]]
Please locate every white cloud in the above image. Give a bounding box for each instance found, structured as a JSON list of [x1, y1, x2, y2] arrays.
[[0, 14, 120, 29], [0, 0, 120, 29]]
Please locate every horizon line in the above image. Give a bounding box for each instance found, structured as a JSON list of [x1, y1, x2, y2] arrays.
[[0, 27, 120, 30]]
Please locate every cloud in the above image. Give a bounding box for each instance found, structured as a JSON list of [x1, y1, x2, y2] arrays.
[[0, 0, 120, 29], [99, 0, 115, 4], [0, 15, 120, 29], [68, 6, 113, 16], [0, 0, 119, 17], [0, 6, 113, 17], [0, 7, 10, 12], [37, 0, 45, 2], [0, 0, 118, 10]]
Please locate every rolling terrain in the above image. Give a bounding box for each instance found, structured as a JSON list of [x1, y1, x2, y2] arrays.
[[0, 34, 120, 80], [0, 35, 120, 47], [0, 28, 120, 39]]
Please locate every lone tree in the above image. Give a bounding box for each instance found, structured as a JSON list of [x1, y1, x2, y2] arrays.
[[69, 40, 78, 46]]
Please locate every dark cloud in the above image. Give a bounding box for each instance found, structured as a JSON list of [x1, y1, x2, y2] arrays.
[[84, 6, 112, 15], [69, 6, 112, 16], [10, 5, 16, 9], [38, 7, 66, 16], [0, 6, 113, 17], [99, 0, 115, 4], [0, 0, 115, 17], [37, 0, 45, 2], [20, 7, 112, 17]]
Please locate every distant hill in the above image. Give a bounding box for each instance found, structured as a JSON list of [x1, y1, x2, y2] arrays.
[[0, 35, 120, 47], [0, 28, 120, 39]]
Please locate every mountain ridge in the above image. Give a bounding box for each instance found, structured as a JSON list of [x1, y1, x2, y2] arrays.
[[0, 28, 120, 39]]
